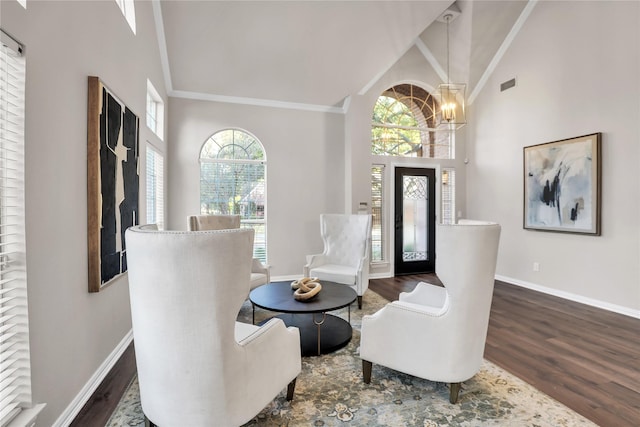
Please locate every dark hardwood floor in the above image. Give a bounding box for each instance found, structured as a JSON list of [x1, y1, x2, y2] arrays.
[[72, 274, 640, 426], [370, 274, 640, 427]]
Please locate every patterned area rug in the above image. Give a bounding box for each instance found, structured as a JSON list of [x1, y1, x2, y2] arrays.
[[107, 290, 596, 426]]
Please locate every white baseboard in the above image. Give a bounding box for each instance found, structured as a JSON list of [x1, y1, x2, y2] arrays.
[[496, 275, 640, 320], [271, 274, 303, 282], [52, 330, 133, 427]]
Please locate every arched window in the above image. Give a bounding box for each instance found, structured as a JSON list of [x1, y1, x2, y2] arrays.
[[371, 84, 452, 159], [199, 129, 267, 261]]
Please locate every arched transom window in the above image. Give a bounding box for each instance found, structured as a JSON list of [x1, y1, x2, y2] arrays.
[[371, 84, 452, 159], [199, 129, 267, 261]]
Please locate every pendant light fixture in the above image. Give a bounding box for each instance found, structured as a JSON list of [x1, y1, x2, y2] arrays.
[[437, 8, 466, 129]]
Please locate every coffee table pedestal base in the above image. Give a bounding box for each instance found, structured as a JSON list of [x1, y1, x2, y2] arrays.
[[270, 313, 352, 357]]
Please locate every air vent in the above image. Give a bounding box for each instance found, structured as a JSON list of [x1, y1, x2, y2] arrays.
[[500, 78, 516, 92]]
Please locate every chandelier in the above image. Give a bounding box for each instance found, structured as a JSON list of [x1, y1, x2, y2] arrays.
[[438, 10, 466, 129]]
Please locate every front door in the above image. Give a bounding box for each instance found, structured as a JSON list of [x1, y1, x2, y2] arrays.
[[394, 167, 436, 275]]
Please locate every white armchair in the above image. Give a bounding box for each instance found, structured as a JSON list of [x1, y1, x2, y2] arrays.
[[125, 225, 301, 427], [188, 214, 271, 290], [359, 221, 501, 403], [304, 214, 372, 309]]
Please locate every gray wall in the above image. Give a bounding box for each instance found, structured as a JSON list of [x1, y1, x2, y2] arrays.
[[2, 0, 638, 426], [167, 98, 345, 276], [466, 1, 640, 314], [1, 1, 167, 425]]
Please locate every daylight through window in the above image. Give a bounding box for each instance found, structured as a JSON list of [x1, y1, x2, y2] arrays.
[[146, 144, 164, 229], [1, 29, 42, 426], [372, 84, 453, 159], [199, 129, 267, 262]]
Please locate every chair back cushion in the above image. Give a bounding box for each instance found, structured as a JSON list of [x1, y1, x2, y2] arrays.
[[436, 222, 501, 364], [125, 226, 254, 423], [320, 214, 371, 267], [188, 214, 241, 231]]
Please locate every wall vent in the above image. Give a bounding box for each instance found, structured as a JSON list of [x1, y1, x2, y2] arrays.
[[500, 78, 516, 92]]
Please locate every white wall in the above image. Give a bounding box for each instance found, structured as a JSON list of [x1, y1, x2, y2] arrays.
[[167, 98, 345, 277], [1, 1, 167, 425], [466, 1, 640, 314]]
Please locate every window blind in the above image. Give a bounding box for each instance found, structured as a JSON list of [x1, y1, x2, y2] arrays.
[[1, 29, 39, 427], [146, 144, 164, 229], [199, 129, 267, 262]]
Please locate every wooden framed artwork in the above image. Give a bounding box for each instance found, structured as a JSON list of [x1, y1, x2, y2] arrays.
[[523, 133, 601, 235], [87, 76, 140, 292]]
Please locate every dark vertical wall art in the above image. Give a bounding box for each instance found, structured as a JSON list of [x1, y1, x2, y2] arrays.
[[87, 76, 140, 292]]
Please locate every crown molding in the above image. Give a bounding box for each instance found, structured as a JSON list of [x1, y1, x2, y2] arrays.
[[170, 90, 345, 114]]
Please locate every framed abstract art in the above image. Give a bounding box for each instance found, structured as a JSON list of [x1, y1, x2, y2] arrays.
[[87, 76, 140, 292], [523, 133, 601, 235]]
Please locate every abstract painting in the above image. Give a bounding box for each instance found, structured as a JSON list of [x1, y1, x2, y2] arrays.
[[87, 76, 140, 292], [524, 133, 601, 235]]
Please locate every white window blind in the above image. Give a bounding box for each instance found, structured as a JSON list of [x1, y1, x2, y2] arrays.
[[1, 29, 42, 427], [199, 129, 267, 262], [146, 144, 164, 230]]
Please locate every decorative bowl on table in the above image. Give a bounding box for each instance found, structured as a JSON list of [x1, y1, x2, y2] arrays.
[[291, 277, 322, 301]]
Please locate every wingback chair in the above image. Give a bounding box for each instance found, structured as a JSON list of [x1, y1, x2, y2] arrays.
[[188, 214, 270, 290], [304, 214, 372, 309], [359, 221, 501, 403], [125, 225, 301, 427]]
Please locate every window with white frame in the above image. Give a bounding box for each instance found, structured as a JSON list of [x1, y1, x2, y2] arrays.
[[146, 144, 164, 229], [146, 80, 163, 140], [199, 129, 267, 262], [371, 165, 385, 262], [115, 0, 136, 34], [1, 29, 43, 427]]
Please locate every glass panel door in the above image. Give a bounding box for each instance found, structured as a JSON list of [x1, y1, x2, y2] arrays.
[[394, 167, 436, 274]]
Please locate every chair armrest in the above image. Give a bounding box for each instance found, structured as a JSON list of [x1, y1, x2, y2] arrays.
[[399, 281, 447, 309], [236, 319, 301, 416], [237, 317, 295, 346], [304, 253, 326, 276], [360, 302, 449, 370], [251, 258, 270, 282], [237, 318, 301, 375], [389, 300, 446, 317]]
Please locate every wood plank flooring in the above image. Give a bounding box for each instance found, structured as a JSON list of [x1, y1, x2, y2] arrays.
[[71, 275, 640, 426], [370, 274, 640, 427]]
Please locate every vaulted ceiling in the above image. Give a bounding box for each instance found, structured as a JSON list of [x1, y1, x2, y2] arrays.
[[154, 0, 535, 111]]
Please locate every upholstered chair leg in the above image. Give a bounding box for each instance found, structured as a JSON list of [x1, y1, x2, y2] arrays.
[[357, 295, 363, 309], [144, 415, 157, 427], [362, 360, 372, 384], [286, 378, 297, 401], [449, 382, 462, 404]]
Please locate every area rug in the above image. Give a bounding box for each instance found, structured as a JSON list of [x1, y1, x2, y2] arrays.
[[107, 290, 596, 427]]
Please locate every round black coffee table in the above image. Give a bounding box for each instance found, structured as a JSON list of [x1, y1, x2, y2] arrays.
[[249, 280, 357, 356]]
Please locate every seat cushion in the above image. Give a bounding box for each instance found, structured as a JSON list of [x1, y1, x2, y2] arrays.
[[309, 264, 356, 285]]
